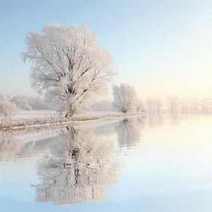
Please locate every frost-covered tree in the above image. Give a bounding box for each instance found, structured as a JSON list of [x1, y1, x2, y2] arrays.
[[23, 26, 113, 117], [10, 95, 49, 110], [113, 83, 139, 113], [0, 98, 16, 128], [136, 100, 145, 113], [0, 98, 16, 117], [10, 96, 32, 111]]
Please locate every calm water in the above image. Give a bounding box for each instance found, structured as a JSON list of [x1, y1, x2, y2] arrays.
[[0, 115, 212, 212]]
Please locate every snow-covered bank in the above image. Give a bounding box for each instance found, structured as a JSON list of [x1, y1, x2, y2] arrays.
[[0, 111, 145, 131]]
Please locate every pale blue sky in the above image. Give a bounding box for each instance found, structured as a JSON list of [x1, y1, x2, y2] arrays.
[[1, 0, 212, 97]]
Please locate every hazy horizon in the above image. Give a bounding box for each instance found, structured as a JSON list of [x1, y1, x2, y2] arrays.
[[1, 0, 212, 99]]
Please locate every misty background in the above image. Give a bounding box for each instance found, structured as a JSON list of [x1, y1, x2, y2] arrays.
[[1, 0, 212, 99]]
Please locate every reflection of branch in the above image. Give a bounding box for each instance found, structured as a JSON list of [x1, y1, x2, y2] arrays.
[[35, 127, 118, 204]]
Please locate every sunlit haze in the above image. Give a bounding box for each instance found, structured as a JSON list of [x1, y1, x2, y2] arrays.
[[1, 0, 212, 98]]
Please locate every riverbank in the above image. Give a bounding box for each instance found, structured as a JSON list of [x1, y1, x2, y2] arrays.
[[0, 111, 145, 131]]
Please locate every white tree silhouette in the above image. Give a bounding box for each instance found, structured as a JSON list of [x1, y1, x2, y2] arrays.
[[0, 98, 16, 117], [24, 26, 113, 116], [113, 83, 140, 113]]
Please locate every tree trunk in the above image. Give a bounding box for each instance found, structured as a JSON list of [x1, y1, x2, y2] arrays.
[[65, 103, 75, 118]]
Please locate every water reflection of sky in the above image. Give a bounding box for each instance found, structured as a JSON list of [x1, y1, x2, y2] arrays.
[[0, 116, 212, 212]]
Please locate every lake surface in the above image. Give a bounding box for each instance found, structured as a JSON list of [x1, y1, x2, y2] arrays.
[[0, 115, 212, 212]]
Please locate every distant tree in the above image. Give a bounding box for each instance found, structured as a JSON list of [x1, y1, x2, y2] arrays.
[[146, 98, 162, 115], [0, 98, 16, 117], [10, 95, 50, 111], [10, 96, 32, 111], [136, 100, 145, 113], [23, 26, 113, 117], [113, 83, 140, 113]]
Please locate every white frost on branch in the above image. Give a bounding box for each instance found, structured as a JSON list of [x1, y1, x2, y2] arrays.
[[23, 26, 113, 116]]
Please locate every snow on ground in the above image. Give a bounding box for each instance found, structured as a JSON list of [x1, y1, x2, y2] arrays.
[[12, 110, 60, 119], [0, 110, 145, 130]]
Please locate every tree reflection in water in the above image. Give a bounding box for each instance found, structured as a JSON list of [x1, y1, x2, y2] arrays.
[[0, 128, 64, 160], [0, 131, 23, 160], [36, 126, 119, 204], [116, 118, 145, 148]]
